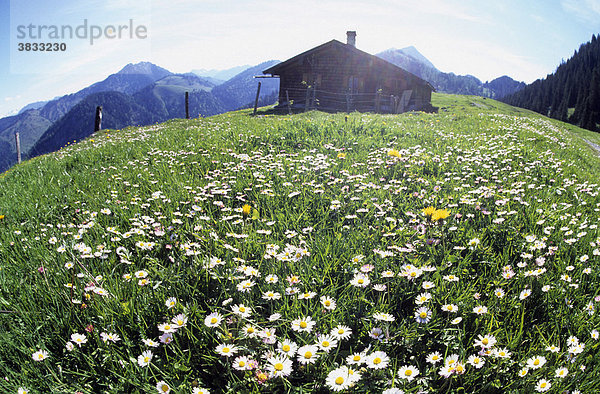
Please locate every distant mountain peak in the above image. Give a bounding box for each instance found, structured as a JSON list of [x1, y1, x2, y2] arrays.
[[378, 47, 437, 71], [192, 65, 252, 81], [398, 46, 436, 70], [117, 62, 172, 78]]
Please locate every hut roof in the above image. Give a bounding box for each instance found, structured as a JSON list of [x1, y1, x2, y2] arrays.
[[263, 39, 434, 91]]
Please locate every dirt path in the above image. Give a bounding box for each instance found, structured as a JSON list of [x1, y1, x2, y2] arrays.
[[583, 138, 600, 156]]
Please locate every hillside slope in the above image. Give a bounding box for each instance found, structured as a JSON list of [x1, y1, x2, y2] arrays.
[[29, 91, 161, 157], [132, 74, 225, 119], [1, 94, 600, 393], [212, 60, 280, 110], [502, 34, 600, 131]]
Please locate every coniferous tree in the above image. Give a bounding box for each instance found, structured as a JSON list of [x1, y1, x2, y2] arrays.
[[502, 35, 600, 132]]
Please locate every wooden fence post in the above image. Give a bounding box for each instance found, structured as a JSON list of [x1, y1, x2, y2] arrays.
[[94, 106, 102, 132], [185, 91, 190, 119], [312, 84, 317, 110], [375, 90, 381, 113], [253, 82, 262, 116], [304, 86, 311, 112], [286, 90, 292, 115], [346, 93, 351, 113], [15, 132, 21, 164]]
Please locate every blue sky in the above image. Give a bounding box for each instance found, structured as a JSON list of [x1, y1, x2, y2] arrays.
[[1, 0, 599, 117]]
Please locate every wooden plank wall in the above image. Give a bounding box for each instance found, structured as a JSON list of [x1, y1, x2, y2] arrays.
[[275, 46, 433, 113]]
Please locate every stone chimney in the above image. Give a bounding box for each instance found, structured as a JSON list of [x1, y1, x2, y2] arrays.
[[346, 31, 356, 47]]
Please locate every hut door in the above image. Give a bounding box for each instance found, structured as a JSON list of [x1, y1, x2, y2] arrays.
[[348, 76, 359, 94]]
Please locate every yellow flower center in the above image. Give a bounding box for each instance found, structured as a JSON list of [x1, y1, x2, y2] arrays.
[[239, 307, 246, 312], [338, 329, 344, 334], [304, 351, 312, 359], [223, 347, 230, 353], [300, 321, 307, 328], [353, 355, 361, 361], [358, 279, 364, 284], [274, 363, 284, 371], [322, 341, 330, 347], [239, 361, 245, 367], [373, 357, 381, 364], [456, 365, 464, 373], [282, 345, 290, 352], [405, 369, 412, 376], [335, 377, 344, 385], [420, 312, 428, 318], [482, 338, 489, 345], [324, 301, 331, 306], [534, 359, 540, 365], [210, 318, 217, 324], [161, 385, 169, 392], [540, 382, 547, 388]]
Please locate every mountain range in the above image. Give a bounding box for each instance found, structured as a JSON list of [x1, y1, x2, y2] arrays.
[[0, 47, 526, 174], [376, 46, 526, 98]]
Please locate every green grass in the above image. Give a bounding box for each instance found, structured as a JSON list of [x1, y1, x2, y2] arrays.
[[1, 94, 599, 393]]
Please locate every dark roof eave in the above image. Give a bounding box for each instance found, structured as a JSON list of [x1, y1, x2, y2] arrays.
[[262, 39, 434, 90]]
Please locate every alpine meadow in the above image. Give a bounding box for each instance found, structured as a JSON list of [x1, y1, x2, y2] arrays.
[[2, 93, 600, 393]]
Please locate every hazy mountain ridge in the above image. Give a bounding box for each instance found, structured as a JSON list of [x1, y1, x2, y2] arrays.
[[0, 62, 280, 173], [38, 64, 172, 123], [18, 101, 48, 114], [133, 74, 226, 120], [30, 91, 161, 157], [192, 64, 251, 81], [376, 47, 525, 99], [211, 60, 280, 111]]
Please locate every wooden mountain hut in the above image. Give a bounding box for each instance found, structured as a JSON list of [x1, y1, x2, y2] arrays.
[[262, 31, 436, 113]]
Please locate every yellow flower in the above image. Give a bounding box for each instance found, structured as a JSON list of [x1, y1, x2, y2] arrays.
[[388, 149, 401, 158], [432, 209, 450, 221], [337, 152, 347, 159], [242, 204, 252, 216], [0, 215, 4, 220], [422, 206, 436, 217]]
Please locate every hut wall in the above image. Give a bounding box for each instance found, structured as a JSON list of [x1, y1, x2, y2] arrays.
[[273, 44, 433, 113]]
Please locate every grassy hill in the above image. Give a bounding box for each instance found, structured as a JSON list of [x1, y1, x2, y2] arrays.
[[1, 93, 599, 393]]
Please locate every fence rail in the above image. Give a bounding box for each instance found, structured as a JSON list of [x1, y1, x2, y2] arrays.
[[275, 86, 434, 114]]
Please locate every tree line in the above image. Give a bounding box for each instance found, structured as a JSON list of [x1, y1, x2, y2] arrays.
[[502, 35, 600, 132]]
